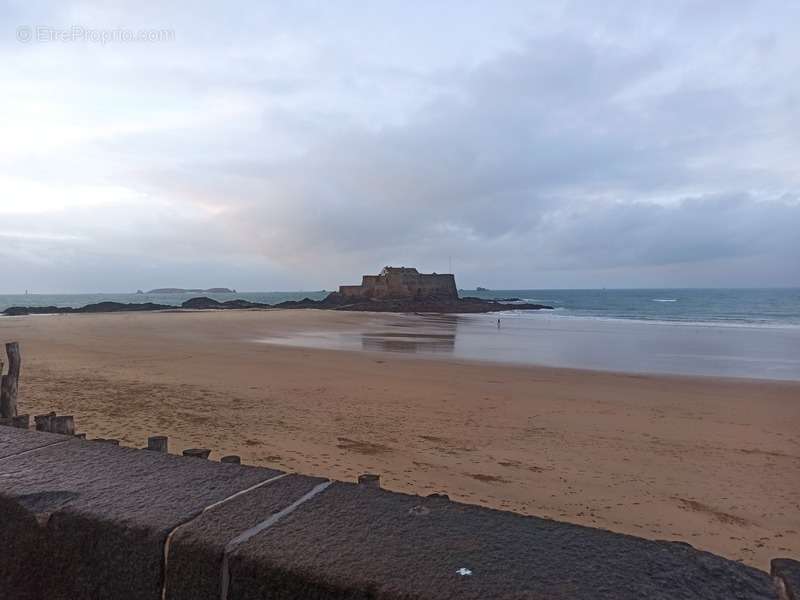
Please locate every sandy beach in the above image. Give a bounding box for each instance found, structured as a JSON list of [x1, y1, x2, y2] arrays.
[[1, 309, 798, 569]]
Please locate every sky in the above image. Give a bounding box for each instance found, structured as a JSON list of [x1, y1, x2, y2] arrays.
[[1, 1, 798, 292]]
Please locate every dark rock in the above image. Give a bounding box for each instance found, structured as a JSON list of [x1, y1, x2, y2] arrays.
[[220, 299, 269, 309], [181, 296, 223, 309], [272, 297, 328, 309], [269, 292, 552, 313], [181, 297, 270, 310], [76, 301, 173, 313], [4, 302, 174, 316], [3, 305, 69, 316]]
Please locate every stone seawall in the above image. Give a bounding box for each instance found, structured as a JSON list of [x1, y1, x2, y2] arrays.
[[0, 425, 797, 599]]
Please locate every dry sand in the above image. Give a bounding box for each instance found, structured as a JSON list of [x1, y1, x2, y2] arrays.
[[1, 309, 798, 569]]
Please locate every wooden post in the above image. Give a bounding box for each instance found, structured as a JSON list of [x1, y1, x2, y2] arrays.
[[51, 416, 75, 436], [11, 414, 29, 429], [220, 455, 241, 464], [93, 438, 120, 445], [182, 448, 211, 459], [147, 436, 168, 453], [34, 412, 56, 432], [0, 342, 21, 418], [358, 473, 381, 489]]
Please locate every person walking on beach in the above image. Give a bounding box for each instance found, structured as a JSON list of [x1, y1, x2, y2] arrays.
[[497, 318, 501, 328]]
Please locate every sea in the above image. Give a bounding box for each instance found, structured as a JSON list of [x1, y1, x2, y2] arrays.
[[1, 288, 797, 326], [2, 288, 799, 380]]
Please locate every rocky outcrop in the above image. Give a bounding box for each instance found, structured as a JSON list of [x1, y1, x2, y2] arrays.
[[3, 295, 552, 316], [180, 297, 269, 310], [294, 292, 553, 313], [272, 296, 342, 309], [3, 302, 174, 316]]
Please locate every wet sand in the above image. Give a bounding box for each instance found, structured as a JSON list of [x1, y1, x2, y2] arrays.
[[1, 309, 798, 568]]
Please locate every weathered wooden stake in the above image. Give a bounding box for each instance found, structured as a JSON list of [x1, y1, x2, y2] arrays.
[[93, 438, 120, 445], [182, 448, 211, 459], [358, 473, 381, 488], [51, 416, 75, 436], [34, 412, 56, 432], [220, 455, 241, 464], [11, 414, 29, 429], [147, 435, 168, 453], [0, 342, 21, 418]]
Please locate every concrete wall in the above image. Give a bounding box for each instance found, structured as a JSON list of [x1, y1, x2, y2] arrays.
[[339, 267, 458, 300], [1, 425, 794, 600]]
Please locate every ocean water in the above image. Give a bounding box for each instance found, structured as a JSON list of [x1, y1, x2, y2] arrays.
[[0, 288, 797, 326], [466, 288, 800, 327]]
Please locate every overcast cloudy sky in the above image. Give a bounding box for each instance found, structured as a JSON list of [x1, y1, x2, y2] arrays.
[[1, 1, 798, 292]]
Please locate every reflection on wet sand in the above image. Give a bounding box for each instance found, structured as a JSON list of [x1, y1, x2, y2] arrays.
[[362, 314, 458, 353], [361, 332, 456, 353], [259, 310, 800, 380]]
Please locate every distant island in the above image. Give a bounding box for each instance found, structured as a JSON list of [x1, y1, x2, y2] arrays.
[[143, 287, 236, 294], [476, 286, 490, 291]]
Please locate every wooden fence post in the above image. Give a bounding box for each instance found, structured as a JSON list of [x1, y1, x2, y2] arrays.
[[51, 416, 75, 436], [147, 436, 168, 453], [182, 448, 211, 459], [12, 414, 29, 429], [358, 473, 381, 489], [0, 342, 21, 418], [35, 412, 56, 432]]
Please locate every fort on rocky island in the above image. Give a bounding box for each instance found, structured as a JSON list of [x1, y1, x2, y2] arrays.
[[339, 266, 458, 300], [1, 267, 554, 315]]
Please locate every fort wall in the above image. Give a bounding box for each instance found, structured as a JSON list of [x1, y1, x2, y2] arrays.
[[339, 267, 458, 300]]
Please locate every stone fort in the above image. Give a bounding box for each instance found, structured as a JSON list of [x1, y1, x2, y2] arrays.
[[339, 266, 458, 300]]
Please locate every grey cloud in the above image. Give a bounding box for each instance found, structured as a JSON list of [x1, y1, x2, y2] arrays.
[[1, 1, 798, 290]]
